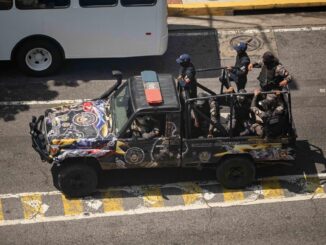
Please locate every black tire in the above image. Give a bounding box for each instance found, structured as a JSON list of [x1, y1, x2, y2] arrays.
[[217, 157, 255, 189], [57, 164, 98, 198], [14, 39, 64, 77]]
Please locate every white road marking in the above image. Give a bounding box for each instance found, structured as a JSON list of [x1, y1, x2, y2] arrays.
[[84, 199, 103, 211], [0, 191, 61, 199], [168, 26, 326, 36], [320, 88, 326, 93], [0, 192, 325, 227], [169, 31, 216, 36]]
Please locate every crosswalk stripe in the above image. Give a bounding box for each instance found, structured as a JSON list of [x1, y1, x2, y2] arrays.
[[143, 186, 164, 208], [62, 195, 83, 216], [305, 177, 325, 194], [181, 183, 203, 205], [0, 199, 4, 221], [262, 177, 284, 199], [21, 194, 44, 219], [223, 188, 245, 202], [102, 190, 124, 212]]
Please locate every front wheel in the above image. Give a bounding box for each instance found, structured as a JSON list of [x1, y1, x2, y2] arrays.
[[57, 164, 98, 198], [15, 39, 64, 76], [217, 157, 255, 189]]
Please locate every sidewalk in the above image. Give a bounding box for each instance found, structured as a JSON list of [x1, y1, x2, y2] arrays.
[[167, 0, 326, 16]]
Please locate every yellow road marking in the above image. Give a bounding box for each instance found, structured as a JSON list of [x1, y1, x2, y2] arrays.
[[62, 195, 83, 216], [102, 190, 124, 212], [181, 183, 203, 205], [21, 194, 44, 219], [306, 177, 325, 194], [143, 186, 164, 208], [223, 188, 245, 202], [262, 177, 284, 199], [0, 199, 4, 221]]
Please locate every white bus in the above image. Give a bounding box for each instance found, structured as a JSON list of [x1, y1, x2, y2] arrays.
[[0, 0, 168, 76]]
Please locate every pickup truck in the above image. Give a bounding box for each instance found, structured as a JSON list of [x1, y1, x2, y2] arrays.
[[30, 70, 296, 197]]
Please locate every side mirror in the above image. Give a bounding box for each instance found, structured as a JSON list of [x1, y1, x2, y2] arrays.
[[112, 70, 122, 85], [97, 71, 123, 100]]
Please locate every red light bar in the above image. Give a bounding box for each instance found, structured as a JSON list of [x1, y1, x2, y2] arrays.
[[141, 71, 163, 105]]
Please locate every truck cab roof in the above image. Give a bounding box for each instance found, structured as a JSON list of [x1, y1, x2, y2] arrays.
[[128, 73, 181, 113]]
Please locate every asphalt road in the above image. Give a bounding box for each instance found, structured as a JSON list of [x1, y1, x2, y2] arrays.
[[0, 11, 326, 245]]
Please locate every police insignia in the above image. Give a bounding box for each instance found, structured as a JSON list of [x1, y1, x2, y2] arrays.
[[125, 147, 145, 165], [198, 151, 211, 163]]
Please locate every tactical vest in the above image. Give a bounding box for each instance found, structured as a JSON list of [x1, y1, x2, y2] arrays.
[[263, 111, 287, 138], [257, 65, 282, 91]]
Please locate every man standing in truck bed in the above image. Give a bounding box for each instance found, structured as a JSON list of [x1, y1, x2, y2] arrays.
[[219, 42, 251, 91], [249, 51, 292, 91]]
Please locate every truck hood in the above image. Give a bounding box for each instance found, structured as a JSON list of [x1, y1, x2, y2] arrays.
[[45, 100, 113, 142]]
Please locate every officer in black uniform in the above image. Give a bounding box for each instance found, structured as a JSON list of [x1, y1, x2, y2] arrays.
[[249, 51, 292, 91], [132, 115, 160, 139], [219, 42, 250, 91], [176, 53, 197, 99]]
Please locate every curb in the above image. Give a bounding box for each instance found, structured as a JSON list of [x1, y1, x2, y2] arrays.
[[168, 0, 326, 16]]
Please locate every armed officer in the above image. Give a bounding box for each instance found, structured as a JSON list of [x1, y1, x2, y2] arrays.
[[250, 89, 287, 138], [219, 42, 251, 91], [176, 53, 197, 99], [248, 51, 292, 91], [227, 89, 255, 136]]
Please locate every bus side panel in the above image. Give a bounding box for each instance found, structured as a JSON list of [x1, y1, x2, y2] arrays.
[[57, 2, 166, 58]]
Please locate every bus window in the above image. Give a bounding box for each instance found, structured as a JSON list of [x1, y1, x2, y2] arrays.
[[16, 0, 70, 9], [0, 0, 13, 10], [121, 0, 156, 6], [80, 0, 117, 7]]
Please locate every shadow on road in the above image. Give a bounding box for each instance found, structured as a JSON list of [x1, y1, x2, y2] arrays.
[[83, 140, 326, 199], [0, 27, 221, 122]]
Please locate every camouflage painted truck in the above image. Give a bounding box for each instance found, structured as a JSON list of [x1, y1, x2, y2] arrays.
[[29, 71, 297, 197]]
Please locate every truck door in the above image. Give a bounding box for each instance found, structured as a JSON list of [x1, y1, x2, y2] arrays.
[[111, 112, 181, 168]]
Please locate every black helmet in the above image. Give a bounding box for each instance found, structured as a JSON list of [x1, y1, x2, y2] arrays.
[[176, 54, 191, 64], [262, 52, 277, 66], [234, 42, 247, 53], [236, 89, 247, 103], [258, 94, 277, 111]]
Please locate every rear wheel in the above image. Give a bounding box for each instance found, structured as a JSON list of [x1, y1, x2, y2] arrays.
[[217, 157, 255, 189], [57, 163, 98, 198], [14, 39, 64, 76]]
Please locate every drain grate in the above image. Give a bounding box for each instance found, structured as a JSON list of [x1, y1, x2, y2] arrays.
[[229, 35, 263, 52]]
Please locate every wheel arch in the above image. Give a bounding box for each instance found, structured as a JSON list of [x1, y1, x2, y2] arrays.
[[11, 34, 65, 61], [217, 153, 255, 166], [57, 157, 103, 173]]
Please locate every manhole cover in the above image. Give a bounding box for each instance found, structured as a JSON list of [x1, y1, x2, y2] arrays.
[[230, 35, 263, 52]]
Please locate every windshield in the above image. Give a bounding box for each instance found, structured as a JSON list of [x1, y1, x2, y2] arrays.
[[112, 83, 134, 134]]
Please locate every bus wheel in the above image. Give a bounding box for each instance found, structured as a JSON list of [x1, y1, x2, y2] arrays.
[[216, 157, 255, 189], [57, 163, 98, 198], [15, 39, 64, 76]]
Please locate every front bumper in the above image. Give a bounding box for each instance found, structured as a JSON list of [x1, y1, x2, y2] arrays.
[[29, 116, 53, 163]]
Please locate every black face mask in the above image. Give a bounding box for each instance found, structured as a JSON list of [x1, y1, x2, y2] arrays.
[[264, 61, 275, 69]]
